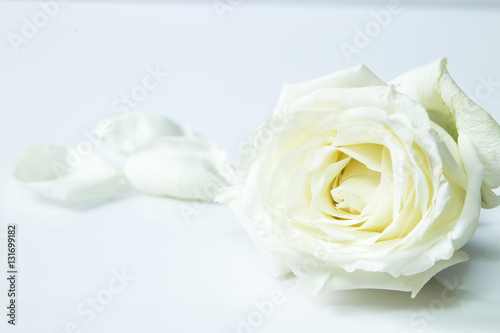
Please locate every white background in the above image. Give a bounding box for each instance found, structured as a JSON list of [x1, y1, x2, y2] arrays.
[[1, 1, 500, 332]]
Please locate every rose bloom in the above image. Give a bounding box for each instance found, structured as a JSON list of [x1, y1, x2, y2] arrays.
[[220, 58, 500, 296]]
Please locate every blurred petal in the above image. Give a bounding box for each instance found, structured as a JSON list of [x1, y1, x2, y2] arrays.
[[124, 137, 231, 201], [13, 143, 125, 204], [104, 112, 192, 153]]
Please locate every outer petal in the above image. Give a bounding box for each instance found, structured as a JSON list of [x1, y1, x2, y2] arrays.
[[13, 143, 125, 204], [124, 137, 231, 201], [286, 251, 469, 298], [276, 64, 386, 114], [104, 112, 192, 154], [390, 58, 500, 207]]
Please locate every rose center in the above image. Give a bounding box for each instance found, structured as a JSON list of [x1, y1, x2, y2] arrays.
[[331, 159, 381, 215]]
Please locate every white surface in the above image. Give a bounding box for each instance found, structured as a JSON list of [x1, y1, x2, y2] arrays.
[[1, 1, 500, 332]]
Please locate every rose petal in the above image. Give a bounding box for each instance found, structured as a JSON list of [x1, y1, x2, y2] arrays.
[[13, 143, 125, 203], [286, 250, 469, 297], [390, 58, 500, 206], [275, 64, 386, 114], [104, 112, 192, 154], [124, 137, 231, 201]]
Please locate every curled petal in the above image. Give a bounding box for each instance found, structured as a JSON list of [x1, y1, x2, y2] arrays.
[[390, 58, 500, 206], [13, 143, 125, 204], [286, 250, 469, 297], [276, 64, 386, 114]]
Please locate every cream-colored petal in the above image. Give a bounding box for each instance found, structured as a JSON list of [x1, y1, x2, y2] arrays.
[[13, 143, 125, 203], [390, 58, 500, 202], [104, 112, 192, 154], [275, 64, 386, 114], [481, 183, 500, 208], [124, 137, 231, 202], [336, 159, 380, 209], [286, 250, 468, 297]]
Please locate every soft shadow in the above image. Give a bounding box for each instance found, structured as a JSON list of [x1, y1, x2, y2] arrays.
[[462, 242, 500, 263]]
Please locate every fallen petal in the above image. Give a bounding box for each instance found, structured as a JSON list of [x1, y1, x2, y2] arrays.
[[124, 136, 232, 201], [13, 143, 126, 204], [104, 112, 192, 154]]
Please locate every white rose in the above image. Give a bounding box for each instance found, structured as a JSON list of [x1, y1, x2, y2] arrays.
[[220, 58, 500, 297]]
